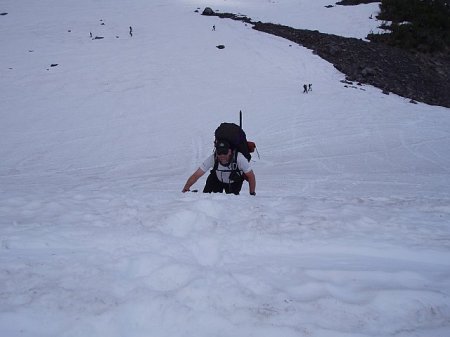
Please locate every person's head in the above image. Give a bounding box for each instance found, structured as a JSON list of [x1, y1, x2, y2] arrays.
[[215, 140, 232, 163]]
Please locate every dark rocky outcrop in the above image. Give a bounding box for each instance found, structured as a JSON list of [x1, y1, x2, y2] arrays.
[[336, 0, 380, 5], [202, 7, 215, 16], [206, 11, 450, 108]]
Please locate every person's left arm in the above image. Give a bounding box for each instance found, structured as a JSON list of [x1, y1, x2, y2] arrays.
[[237, 153, 256, 195]]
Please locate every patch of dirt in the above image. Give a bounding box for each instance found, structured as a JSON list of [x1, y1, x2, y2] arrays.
[[205, 11, 450, 108]]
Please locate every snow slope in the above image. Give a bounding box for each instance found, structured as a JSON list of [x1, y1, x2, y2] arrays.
[[1, 1, 450, 336]]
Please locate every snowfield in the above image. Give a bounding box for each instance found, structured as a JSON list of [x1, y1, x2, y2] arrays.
[[1, 0, 450, 336]]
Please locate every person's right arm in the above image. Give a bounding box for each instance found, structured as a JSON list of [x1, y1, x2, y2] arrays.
[[182, 168, 205, 192]]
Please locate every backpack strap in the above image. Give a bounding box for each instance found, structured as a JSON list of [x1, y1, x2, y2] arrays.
[[211, 153, 219, 173]]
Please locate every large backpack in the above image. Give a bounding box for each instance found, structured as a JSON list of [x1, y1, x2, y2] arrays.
[[214, 122, 255, 161]]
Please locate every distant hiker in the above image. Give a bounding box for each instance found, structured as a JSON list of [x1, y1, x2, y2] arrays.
[[182, 140, 256, 195], [308, 83, 312, 91], [303, 84, 308, 93], [129, 26, 133, 37], [212, 25, 216, 31], [90, 32, 93, 38]]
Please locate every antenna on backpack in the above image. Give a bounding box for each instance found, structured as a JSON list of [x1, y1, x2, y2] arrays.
[[239, 110, 242, 129]]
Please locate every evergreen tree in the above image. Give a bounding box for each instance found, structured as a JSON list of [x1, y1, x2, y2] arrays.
[[369, 0, 450, 53]]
